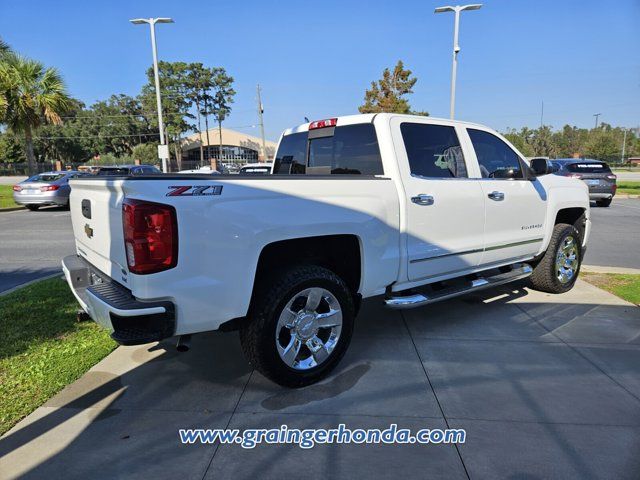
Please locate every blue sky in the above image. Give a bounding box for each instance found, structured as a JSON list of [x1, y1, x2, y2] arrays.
[[1, 0, 638, 141]]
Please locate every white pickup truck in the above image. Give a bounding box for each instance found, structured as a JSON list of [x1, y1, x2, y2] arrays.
[[63, 113, 590, 387]]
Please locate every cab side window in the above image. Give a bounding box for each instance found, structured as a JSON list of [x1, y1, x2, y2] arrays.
[[467, 129, 525, 179], [400, 123, 468, 178]]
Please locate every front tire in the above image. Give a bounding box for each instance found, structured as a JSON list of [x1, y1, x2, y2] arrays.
[[26, 205, 39, 211], [596, 198, 612, 207], [530, 223, 582, 294], [240, 265, 355, 388]]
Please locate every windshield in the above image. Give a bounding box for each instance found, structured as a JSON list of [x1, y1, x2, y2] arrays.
[[566, 162, 611, 173], [25, 173, 66, 182]]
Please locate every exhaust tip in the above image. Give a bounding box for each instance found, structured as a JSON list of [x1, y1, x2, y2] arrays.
[[176, 334, 191, 352]]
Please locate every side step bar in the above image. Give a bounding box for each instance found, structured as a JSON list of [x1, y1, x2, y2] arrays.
[[385, 264, 533, 309]]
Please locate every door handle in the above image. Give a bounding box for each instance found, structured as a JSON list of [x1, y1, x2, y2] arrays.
[[488, 191, 505, 201], [411, 194, 434, 206]]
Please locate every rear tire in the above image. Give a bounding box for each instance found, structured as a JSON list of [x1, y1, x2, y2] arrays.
[[26, 205, 39, 211], [240, 265, 355, 388], [530, 223, 582, 294], [596, 198, 612, 207]]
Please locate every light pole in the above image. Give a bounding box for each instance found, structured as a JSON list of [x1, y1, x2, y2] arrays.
[[130, 17, 174, 173], [593, 113, 601, 129], [435, 4, 482, 119]]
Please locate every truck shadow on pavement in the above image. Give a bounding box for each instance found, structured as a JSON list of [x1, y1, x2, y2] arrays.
[[2, 281, 640, 479]]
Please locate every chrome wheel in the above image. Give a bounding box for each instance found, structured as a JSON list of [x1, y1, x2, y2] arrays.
[[556, 235, 579, 284], [275, 287, 343, 371]]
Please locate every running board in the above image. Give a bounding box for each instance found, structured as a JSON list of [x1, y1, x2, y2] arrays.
[[385, 264, 533, 309]]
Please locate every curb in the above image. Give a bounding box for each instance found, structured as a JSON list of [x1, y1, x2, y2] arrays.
[[0, 206, 25, 212], [582, 265, 640, 275], [0, 272, 64, 297], [615, 194, 639, 199]]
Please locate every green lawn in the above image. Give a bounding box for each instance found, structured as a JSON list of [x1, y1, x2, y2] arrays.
[[582, 273, 640, 306], [0, 278, 116, 435], [617, 181, 640, 195], [0, 184, 19, 209]]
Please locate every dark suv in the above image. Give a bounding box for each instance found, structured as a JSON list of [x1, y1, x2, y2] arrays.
[[550, 159, 616, 207], [96, 165, 161, 176]]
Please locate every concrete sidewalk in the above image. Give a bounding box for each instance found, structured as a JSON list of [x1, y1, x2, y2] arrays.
[[2, 280, 639, 479]]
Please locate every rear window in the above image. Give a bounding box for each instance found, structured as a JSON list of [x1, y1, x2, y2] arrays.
[[273, 124, 383, 175], [97, 168, 129, 176], [26, 174, 66, 182], [400, 123, 467, 178], [566, 162, 611, 173]]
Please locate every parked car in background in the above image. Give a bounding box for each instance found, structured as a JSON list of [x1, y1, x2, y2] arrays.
[[178, 166, 221, 174], [12, 171, 88, 210], [239, 162, 272, 175], [96, 165, 161, 176], [550, 159, 616, 207]]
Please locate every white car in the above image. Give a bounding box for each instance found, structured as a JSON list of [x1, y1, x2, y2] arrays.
[[178, 166, 220, 174], [63, 114, 590, 387]]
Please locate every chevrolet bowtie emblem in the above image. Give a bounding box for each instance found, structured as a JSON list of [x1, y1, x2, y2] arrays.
[[84, 224, 93, 239]]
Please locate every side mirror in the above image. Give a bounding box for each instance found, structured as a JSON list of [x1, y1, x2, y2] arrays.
[[530, 158, 549, 176]]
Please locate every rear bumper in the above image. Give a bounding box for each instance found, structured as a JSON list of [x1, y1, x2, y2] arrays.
[[62, 254, 175, 345], [13, 192, 68, 205], [589, 192, 614, 200]]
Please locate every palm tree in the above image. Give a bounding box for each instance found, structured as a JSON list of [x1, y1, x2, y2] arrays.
[[0, 37, 11, 119], [0, 54, 71, 174]]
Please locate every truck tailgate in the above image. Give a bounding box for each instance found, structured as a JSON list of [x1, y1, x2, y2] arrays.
[[69, 178, 128, 282]]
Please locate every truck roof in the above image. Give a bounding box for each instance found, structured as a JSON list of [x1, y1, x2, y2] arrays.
[[282, 113, 488, 136]]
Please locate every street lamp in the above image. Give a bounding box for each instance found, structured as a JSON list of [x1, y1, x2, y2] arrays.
[[130, 17, 174, 173], [434, 4, 482, 119]]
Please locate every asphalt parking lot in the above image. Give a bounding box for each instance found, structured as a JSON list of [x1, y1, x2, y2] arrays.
[[0, 206, 75, 292], [583, 199, 640, 269], [1, 280, 639, 479]]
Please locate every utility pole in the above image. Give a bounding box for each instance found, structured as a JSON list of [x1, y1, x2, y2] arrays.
[[540, 100, 544, 128], [130, 17, 174, 173], [435, 4, 482, 119], [256, 84, 267, 162], [621, 128, 627, 165], [593, 113, 601, 129]]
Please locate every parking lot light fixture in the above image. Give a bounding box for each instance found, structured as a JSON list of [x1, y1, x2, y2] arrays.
[[129, 17, 174, 173], [435, 4, 482, 119]]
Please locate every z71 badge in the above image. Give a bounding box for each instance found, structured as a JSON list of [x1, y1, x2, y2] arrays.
[[166, 185, 223, 197]]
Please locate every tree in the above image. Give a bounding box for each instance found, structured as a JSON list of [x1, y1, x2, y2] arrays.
[[140, 61, 193, 170], [359, 60, 427, 115], [185, 63, 214, 164], [132, 142, 159, 166], [0, 37, 13, 121], [0, 130, 23, 163], [0, 54, 72, 174], [209, 67, 235, 170]]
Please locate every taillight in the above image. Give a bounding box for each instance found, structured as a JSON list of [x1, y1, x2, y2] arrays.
[[308, 118, 337, 130], [40, 185, 60, 192], [122, 198, 178, 275], [606, 174, 616, 180], [12, 185, 22, 192], [568, 174, 582, 179]]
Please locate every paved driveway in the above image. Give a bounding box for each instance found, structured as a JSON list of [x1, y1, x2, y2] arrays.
[[2, 280, 639, 479]]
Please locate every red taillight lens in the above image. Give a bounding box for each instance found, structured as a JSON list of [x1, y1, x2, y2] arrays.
[[122, 198, 178, 275], [308, 118, 337, 130], [12, 185, 22, 192], [40, 185, 60, 192]]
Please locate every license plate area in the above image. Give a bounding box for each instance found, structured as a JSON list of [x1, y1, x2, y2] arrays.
[[585, 179, 600, 186]]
